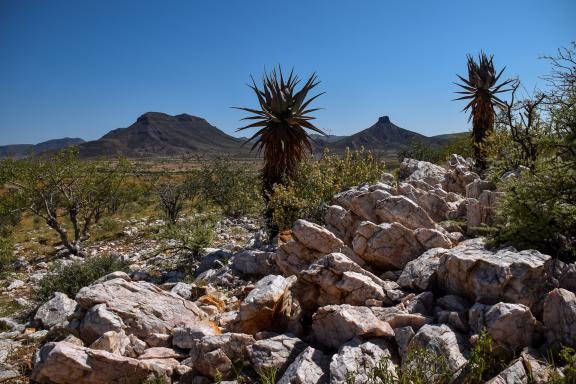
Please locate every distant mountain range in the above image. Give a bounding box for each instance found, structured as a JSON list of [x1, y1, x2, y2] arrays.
[[0, 138, 85, 159], [0, 112, 466, 159], [76, 112, 250, 159]]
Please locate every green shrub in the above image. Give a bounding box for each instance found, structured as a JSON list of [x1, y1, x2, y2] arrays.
[[398, 139, 442, 164], [439, 133, 475, 161], [96, 217, 123, 238], [491, 164, 576, 261], [0, 237, 15, 274], [159, 215, 216, 260], [464, 330, 509, 384], [547, 346, 576, 384], [398, 347, 453, 384], [196, 157, 263, 218], [269, 148, 386, 230], [487, 44, 576, 261], [36, 255, 130, 302]]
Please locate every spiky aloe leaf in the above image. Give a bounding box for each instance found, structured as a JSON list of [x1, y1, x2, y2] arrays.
[[234, 66, 325, 194]]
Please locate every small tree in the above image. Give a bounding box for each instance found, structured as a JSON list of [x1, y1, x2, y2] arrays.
[[152, 176, 191, 225], [0, 149, 130, 256], [498, 82, 549, 170], [196, 156, 263, 218]]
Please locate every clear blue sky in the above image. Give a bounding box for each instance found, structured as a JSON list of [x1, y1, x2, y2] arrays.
[[0, 0, 574, 145]]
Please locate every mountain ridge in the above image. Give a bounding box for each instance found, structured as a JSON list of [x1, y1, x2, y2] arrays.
[[1, 112, 467, 159], [0, 138, 85, 159]]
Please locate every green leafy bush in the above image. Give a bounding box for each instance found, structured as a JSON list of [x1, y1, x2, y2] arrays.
[[0, 237, 15, 274], [492, 164, 576, 261], [487, 44, 576, 261], [398, 139, 443, 163], [196, 157, 263, 218], [440, 133, 475, 161], [465, 330, 508, 384], [269, 148, 386, 230], [159, 215, 217, 260], [36, 255, 130, 302]]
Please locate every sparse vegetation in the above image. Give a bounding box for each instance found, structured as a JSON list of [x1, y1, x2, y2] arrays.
[[464, 330, 509, 384], [152, 176, 192, 224], [269, 147, 386, 230], [488, 43, 576, 261], [36, 255, 130, 302], [0, 149, 131, 255], [196, 156, 263, 218], [158, 214, 217, 264], [398, 139, 443, 164]]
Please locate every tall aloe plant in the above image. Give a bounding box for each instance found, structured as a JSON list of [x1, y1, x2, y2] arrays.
[[236, 67, 325, 195], [455, 52, 513, 170]]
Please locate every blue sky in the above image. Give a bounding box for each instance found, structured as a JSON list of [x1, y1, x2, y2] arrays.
[[0, 0, 574, 145]]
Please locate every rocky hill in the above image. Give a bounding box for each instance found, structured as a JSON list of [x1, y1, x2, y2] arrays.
[[328, 116, 462, 155], [2, 113, 466, 159], [2, 155, 575, 383], [77, 112, 251, 159], [0, 138, 85, 159]]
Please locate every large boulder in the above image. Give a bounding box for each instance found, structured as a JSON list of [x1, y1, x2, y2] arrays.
[[466, 190, 504, 234], [469, 302, 537, 352], [184, 333, 255, 379], [236, 275, 297, 335], [397, 247, 448, 291], [543, 288, 576, 347], [375, 195, 436, 230], [329, 338, 397, 384], [352, 221, 424, 270], [325, 205, 359, 244], [75, 278, 212, 345], [349, 189, 392, 224], [34, 292, 77, 330], [436, 239, 553, 310], [311, 304, 394, 349], [80, 304, 125, 345], [299, 252, 401, 308], [277, 346, 330, 384], [399, 158, 448, 185], [292, 219, 345, 254], [31, 341, 171, 384], [246, 334, 308, 374], [231, 249, 278, 277], [171, 323, 221, 349], [409, 324, 469, 372]]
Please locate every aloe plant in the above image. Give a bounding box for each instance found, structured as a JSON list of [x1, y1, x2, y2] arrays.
[[236, 66, 325, 195], [455, 52, 514, 170]]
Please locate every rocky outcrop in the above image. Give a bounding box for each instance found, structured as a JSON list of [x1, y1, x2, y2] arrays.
[[21, 156, 576, 383], [311, 305, 394, 348], [277, 346, 330, 384], [31, 341, 174, 384], [543, 288, 576, 347], [329, 338, 397, 384], [34, 292, 77, 330], [437, 239, 553, 310], [469, 302, 537, 352], [409, 324, 469, 372], [235, 275, 296, 335], [75, 278, 212, 344]]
